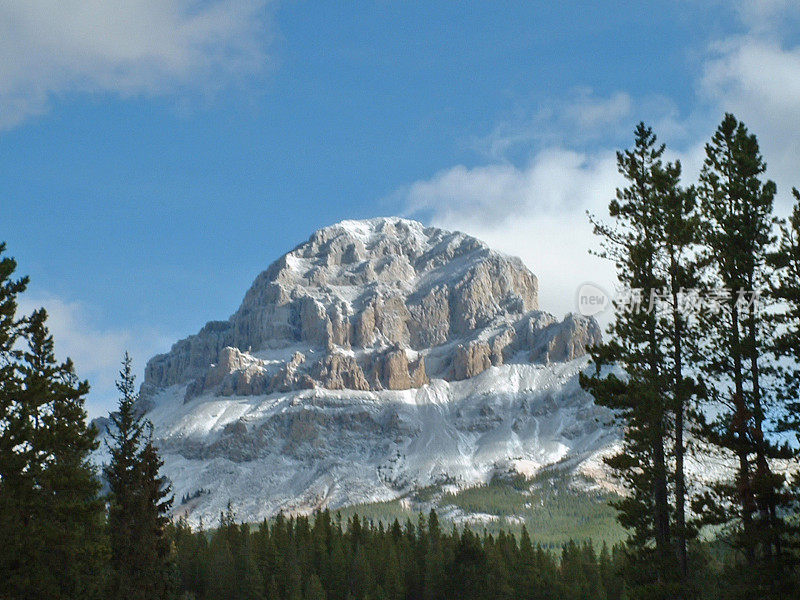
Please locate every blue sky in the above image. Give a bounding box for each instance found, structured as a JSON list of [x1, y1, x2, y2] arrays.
[[3, 1, 800, 416]]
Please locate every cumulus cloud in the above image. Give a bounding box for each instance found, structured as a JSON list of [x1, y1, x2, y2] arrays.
[[0, 0, 272, 128], [17, 294, 172, 418], [402, 148, 623, 324]]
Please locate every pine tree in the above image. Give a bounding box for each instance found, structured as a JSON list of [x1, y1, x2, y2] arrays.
[[138, 426, 176, 596], [0, 243, 32, 597], [581, 123, 678, 596], [651, 157, 701, 585], [106, 352, 146, 599], [0, 244, 107, 599], [28, 310, 108, 599], [423, 509, 445, 600], [693, 113, 791, 596], [305, 573, 327, 600], [383, 543, 405, 600], [764, 186, 800, 584], [768, 187, 800, 436], [105, 352, 174, 600]]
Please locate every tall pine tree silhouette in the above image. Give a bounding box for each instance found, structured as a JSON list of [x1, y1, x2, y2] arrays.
[[581, 123, 680, 597], [693, 113, 793, 597], [105, 352, 174, 600], [764, 186, 800, 590], [0, 244, 106, 599]]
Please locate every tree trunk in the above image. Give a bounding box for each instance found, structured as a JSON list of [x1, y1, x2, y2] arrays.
[[747, 295, 779, 564], [672, 284, 688, 581], [731, 305, 756, 565]]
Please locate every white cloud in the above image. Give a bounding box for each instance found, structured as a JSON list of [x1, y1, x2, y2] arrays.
[[474, 89, 636, 161], [17, 294, 172, 418], [565, 90, 632, 130], [0, 0, 272, 128], [701, 34, 800, 204], [468, 88, 693, 167], [403, 149, 623, 325]]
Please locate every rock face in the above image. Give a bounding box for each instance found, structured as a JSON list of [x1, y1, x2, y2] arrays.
[[453, 341, 492, 380], [143, 218, 600, 400]]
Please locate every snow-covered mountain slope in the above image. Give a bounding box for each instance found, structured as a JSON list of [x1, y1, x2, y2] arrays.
[[136, 358, 618, 525], [98, 217, 619, 526]]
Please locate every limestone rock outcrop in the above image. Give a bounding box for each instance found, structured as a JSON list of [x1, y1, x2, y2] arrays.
[[270, 352, 314, 393], [315, 353, 370, 391], [143, 218, 600, 399], [453, 341, 493, 380], [375, 347, 429, 390], [529, 313, 602, 364]]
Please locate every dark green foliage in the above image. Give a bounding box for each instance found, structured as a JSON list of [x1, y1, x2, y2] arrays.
[[581, 123, 699, 597], [168, 509, 628, 600], [158, 506, 780, 600], [0, 243, 108, 599], [764, 186, 800, 581], [105, 353, 175, 600], [692, 114, 798, 597], [768, 187, 800, 432], [578, 115, 800, 597]]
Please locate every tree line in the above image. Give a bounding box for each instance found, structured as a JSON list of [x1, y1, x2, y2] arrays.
[[169, 507, 628, 600], [581, 114, 800, 598]]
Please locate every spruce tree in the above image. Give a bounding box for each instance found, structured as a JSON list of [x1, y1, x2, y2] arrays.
[[305, 573, 327, 600], [27, 312, 108, 599], [105, 352, 174, 600], [0, 243, 32, 597]]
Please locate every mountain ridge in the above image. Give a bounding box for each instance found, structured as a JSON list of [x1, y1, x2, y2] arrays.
[[142, 217, 601, 402], [99, 217, 615, 525]]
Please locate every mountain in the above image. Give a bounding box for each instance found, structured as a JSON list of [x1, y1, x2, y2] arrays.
[[107, 217, 617, 527]]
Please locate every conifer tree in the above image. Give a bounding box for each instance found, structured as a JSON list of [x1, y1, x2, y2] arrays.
[[0, 244, 107, 599], [24, 310, 107, 599], [138, 426, 176, 595], [0, 243, 32, 596], [765, 186, 800, 582], [105, 352, 174, 600], [651, 157, 701, 584], [305, 573, 327, 600], [581, 123, 678, 596], [768, 188, 800, 435], [693, 113, 792, 596]]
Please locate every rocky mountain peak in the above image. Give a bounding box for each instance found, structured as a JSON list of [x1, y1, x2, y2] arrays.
[[143, 217, 600, 401]]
